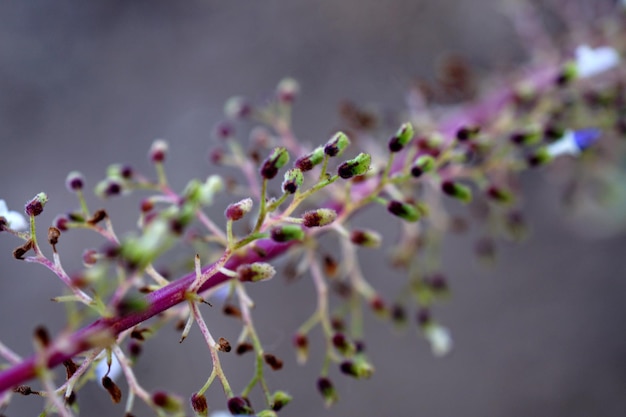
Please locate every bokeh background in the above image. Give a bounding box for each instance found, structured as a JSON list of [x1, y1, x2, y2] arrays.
[[1, 1, 625, 416]]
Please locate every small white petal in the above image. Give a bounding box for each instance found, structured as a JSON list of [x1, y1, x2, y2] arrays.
[[425, 325, 453, 357], [575, 45, 620, 79], [546, 131, 579, 157], [209, 412, 235, 417], [94, 352, 122, 382], [0, 199, 28, 231]]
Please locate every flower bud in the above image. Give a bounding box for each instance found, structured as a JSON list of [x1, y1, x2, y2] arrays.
[[237, 262, 276, 282], [25, 192, 48, 217], [456, 125, 480, 142], [276, 77, 300, 103], [212, 121, 234, 140], [107, 164, 133, 179], [509, 129, 541, 146], [227, 396, 255, 415], [387, 200, 421, 222], [95, 178, 124, 199], [302, 208, 337, 227], [441, 180, 472, 203], [264, 353, 284, 370], [101, 376, 122, 403], [225, 198, 253, 221], [270, 224, 305, 242], [293, 333, 309, 364], [317, 377, 338, 407], [65, 171, 85, 192], [224, 96, 252, 119], [190, 392, 208, 416], [260, 147, 290, 180], [526, 147, 552, 167], [295, 146, 325, 171], [324, 132, 350, 157], [270, 390, 292, 411], [388, 122, 415, 152], [282, 168, 303, 194], [152, 391, 183, 413], [337, 153, 371, 179], [486, 185, 513, 204], [349, 229, 382, 248], [410, 155, 436, 177], [47, 226, 60, 248], [332, 333, 355, 356], [339, 358, 374, 379], [236, 342, 254, 355], [149, 139, 168, 163]]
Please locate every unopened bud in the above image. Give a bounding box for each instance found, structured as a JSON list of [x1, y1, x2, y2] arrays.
[[410, 155, 436, 177], [332, 333, 355, 356], [270, 390, 292, 411], [107, 164, 133, 179], [276, 77, 300, 103], [270, 224, 305, 242], [236, 342, 254, 355], [227, 396, 255, 415], [339, 358, 374, 379], [282, 168, 303, 194], [149, 139, 168, 163], [388, 122, 415, 152], [225, 198, 253, 221], [295, 146, 325, 171], [224, 96, 252, 119], [527, 148, 552, 167], [324, 132, 350, 157], [102, 376, 122, 404], [456, 125, 480, 142], [510, 129, 541, 146], [25, 192, 47, 217], [190, 392, 208, 416], [258, 411, 279, 417], [317, 377, 338, 406], [95, 178, 124, 199], [441, 180, 472, 203], [237, 262, 276, 282], [152, 391, 182, 413], [486, 185, 513, 204], [349, 229, 382, 248], [302, 208, 337, 228], [260, 147, 290, 180], [387, 200, 421, 222], [293, 333, 309, 364], [264, 353, 284, 370], [217, 337, 231, 352], [65, 171, 85, 192], [337, 152, 371, 179], [212, 121, 234, 140], [48, 227, 60, 248]]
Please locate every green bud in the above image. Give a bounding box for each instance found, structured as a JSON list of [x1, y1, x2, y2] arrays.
[[282, 168, 304, 194], [324, 132, 350, 157], [558, 60, 578, 85], [270, 391, 292, 412], [317, 377, 338, 407], [260, 147, 290, 180], [152, 391, 183, 413], [199, 175, 224, 205], [257, 411, 279, 417], [349, 229, 382, 248], [411, 155, 436, 177], [441, 180, 472, 203], [388, 122, 415, 152], [527, 147, 552, 167], [339, 357, 374, 379], [183, 179, 203, 204], [337, 153, 371, 179], [237, 262, 276, 282], [225, 198, 253, 221], [270, 224, 305, 242], [486, 185, 514, 204], [387, 200, 421, 222], [302, 208, 337, 227], [295, 146, 325, 172]]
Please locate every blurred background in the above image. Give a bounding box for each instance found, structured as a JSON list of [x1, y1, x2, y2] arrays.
[[1, 1, 625, 416]]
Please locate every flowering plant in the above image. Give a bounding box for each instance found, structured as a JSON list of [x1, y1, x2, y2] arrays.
[[0, 3, 624, 417]]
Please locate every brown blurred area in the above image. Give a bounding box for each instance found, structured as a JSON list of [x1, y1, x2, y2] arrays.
[[1, 1, 625, 416]]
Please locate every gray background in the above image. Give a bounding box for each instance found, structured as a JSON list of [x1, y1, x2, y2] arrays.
[[1, 1, 625, 416]]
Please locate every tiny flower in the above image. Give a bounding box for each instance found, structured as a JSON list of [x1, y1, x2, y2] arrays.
[[276, 77, 300, 103], [263, 353, 284, 370], [485, 185, 514, 205], [302, 208, 337, 227], [227, 396, 255, 415], [149, 139, 168, 163], [65, 171, 85, 192], [293, 333, 309, 364], [0, 199, 27, 231], [213, 121, 235, 140], [270, 224, 305, 242], [337, 153, 371, 179], [388, 122, 415, 152], [339, 357, 374, 379], [324, 132, 350, 157], [317, 377, 338, 407], [295, 146, 325, 171], [424, 324, 453, 357], [441, 180, 472, 203], [106, 164, 133, 179], [224, 96, 253, 119], [24, 192, 48, 217], [546, 128, 601, 157], [387, 200, 421, 222], [455, 125, 480, 142], [410, 155, 436, 177], [270, 390, 292, 411], [191, 392, 209, 416], [260, 147, 290, 180], [152, 390, 183, 413], [282, 168, 304, 194], [574, 45, 620, 79], [237, 262, 276, 282], [349, 229, 382, 248], [225, 198, 253, 221]]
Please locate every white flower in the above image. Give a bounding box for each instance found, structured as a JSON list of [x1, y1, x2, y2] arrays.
[[94, 351, 122, 382], [424, 324, 453, 357], [546, 128, 601, 157], [0, 200, 27, 231], [575, 45, 620, 79]]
